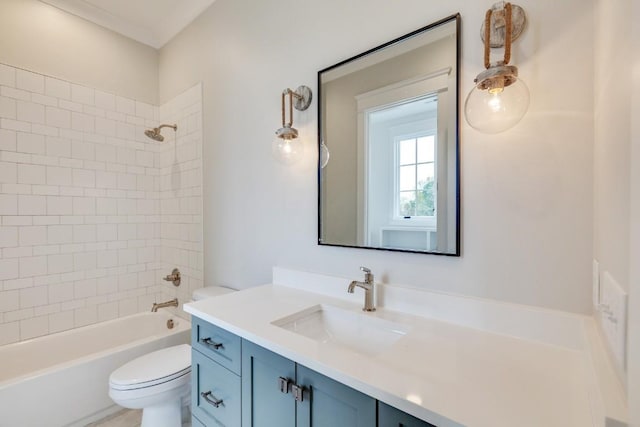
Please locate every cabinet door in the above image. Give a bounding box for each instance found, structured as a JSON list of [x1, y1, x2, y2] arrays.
[[378, 402, 436, 427], [241, 340, 296, 427], [296, 365, 376, 427]]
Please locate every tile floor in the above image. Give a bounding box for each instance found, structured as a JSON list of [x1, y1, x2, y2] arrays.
[[88, 409, 192, 427], [87, 409, 142, 427]]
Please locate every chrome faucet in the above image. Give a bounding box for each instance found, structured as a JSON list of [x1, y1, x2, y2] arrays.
[[151, 298, 179, 312], [348, 267, 376, 312]]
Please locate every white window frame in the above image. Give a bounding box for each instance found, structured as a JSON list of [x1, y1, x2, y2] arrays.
[[391, 128, 437, 228], [391, 129, 438, 227]]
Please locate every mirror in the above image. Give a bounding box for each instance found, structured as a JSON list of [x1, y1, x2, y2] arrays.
[[318, 14, 460, 255]]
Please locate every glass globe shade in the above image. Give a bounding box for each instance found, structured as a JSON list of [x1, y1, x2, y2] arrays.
[[464, 74, 530, 134], [319, 141, 330, 169], [272, 136, 303, 165]]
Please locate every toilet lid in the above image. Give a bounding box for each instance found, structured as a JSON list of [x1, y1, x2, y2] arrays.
[[110, 344, 191, 390], [192, 286, 236, 301]]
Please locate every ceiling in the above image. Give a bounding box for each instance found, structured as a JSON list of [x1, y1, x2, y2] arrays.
[[39, 0, 216, 49]]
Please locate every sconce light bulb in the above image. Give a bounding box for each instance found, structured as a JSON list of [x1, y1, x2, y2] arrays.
[[488, 92, 503, 113], [282, 139, 293, 154], [464, 67, 530, 134], [272, 134, 304, 165]]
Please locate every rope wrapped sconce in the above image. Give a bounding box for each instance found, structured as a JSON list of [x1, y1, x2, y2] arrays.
[[464, 2, 530, 134]]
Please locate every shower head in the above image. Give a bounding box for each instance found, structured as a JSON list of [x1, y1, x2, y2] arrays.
[[144, 124, 177, 142], [145, 128, 164, 142]]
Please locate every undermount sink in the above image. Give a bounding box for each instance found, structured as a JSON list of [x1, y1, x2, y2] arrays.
[[272, 304, 409, 356]]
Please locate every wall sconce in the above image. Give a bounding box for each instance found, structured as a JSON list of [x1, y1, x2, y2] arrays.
[[464, 2, 529, 134], [273, 85, 312, 164]]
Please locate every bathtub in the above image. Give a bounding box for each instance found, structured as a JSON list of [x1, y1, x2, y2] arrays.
[[0, 311, 190, 427]]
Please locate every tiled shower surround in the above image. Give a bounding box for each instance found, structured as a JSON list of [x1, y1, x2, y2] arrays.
[[0, 63, 203, 345]]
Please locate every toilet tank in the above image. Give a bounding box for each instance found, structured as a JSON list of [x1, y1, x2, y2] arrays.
[[192, 286, 236, 301]]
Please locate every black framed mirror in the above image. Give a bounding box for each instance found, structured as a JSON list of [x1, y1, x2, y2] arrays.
[[318, 14, 460, 256]]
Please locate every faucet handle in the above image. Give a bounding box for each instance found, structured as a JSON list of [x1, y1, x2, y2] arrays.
[[359, 266, 374, 284], [163, 268, 181, 287]]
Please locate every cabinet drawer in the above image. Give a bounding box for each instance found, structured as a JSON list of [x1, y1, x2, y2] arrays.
[[192, 318, 241, 374], [192, 415, 207, 427], [378, 402, 436, 427], [192, 349, 241, 427]]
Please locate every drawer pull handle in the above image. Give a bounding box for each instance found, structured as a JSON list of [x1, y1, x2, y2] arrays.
[[201, 337, 224, 350], [201, 391, 224, 408]]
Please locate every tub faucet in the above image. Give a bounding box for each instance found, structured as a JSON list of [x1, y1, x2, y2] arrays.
[[151, 298, 178, 312], [348, 267, 376, 312]]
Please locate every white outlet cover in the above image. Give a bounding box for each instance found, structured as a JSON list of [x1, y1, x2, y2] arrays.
[[592, 259, 600, 307], [601, 272, 627, 369]]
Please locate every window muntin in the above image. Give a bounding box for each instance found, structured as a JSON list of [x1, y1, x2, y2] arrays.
[[396, 135, 436, 220]]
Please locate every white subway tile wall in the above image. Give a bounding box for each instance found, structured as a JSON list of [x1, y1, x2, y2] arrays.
[[157, 84, 204, 316], [0, 63, 203, 345]]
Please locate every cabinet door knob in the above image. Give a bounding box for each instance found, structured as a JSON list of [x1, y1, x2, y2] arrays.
[[201, 337, 224, 350], [292, 384, 305, 402], [201, 391, 224, 408], [278, 376, 292, 394]]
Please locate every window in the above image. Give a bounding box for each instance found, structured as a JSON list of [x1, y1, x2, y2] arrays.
[[396, 134, 436, 221]]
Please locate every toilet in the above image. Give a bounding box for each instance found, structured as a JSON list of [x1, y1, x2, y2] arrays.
[[191, 285, 236, 302], [108, 286, 236, 427]]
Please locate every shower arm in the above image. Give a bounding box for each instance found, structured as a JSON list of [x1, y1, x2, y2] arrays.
[[157, 124, 177, 131]]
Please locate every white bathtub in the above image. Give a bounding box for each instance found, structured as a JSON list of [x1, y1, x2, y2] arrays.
[[0, 311, 191, 427]]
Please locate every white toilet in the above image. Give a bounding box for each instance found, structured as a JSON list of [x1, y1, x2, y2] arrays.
[[108, 286, 236, 427], [191, 285, 235, 302]]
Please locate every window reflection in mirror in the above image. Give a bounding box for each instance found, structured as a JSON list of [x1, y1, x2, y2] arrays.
[[318, 15, 460, 255]]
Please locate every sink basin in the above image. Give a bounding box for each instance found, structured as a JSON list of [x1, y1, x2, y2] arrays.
[[272, 304, 409, 356]]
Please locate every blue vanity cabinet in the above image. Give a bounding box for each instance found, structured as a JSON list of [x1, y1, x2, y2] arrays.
[[241, 340, 297, 427], [296, 364, 376, 427], [191, 317, 437, 427], [378, 402, 436, 427], [192, 414, 207, 427], [191, 318, 242, 427], [192, 317, 242, 374], [192, 349, 241, 427], [241, 340, 376, 427]]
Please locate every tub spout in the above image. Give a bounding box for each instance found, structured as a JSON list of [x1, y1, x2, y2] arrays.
[[151, 298, 178, 312]]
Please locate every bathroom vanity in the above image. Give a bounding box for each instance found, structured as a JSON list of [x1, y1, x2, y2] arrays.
[[184, 269, 627, 427], [190, 315, 431, 427]]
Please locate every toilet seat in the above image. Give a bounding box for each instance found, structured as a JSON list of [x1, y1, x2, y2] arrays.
[[109, 344, 191, 391], [110, 366, 190, 391]]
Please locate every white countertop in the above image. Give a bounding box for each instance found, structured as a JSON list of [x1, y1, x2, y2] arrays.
[[184, 277, 626, 427]]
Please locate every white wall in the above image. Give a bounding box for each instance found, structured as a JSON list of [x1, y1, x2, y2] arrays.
[[0, 64, 163, 344], [594, 0, 639, 416], [159, 0, 595, 314], [157, 84, 205, 315], [594, 0, 631, 295], [628, 0, 640, 424], [0, 0, 158, 105]]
